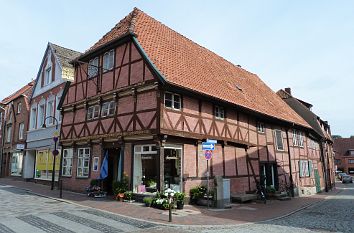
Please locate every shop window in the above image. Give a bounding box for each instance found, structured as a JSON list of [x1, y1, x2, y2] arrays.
[[77, 148, 90, 178], [274, 130, 284, 151], [164, 145, 182, 192], [87, 105, 100, 120], [215, 105, 225, 120], [62, 149, 73, 177], [133, 145, 158, 193], [88, 57, 99, 78], [164, 92, 181, 110], [101, 101, 116, 117], [11, 152, 23, 176], [35, 150, 60, 180], [103, 49, 114, 71]]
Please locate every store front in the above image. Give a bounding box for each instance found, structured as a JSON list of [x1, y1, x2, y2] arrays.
[[164, 145, 182, 192], [10, 151, 23, 176], [35, 149, 60, 181]]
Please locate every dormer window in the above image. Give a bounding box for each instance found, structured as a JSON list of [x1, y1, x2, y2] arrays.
[[215, 105, 225, 120], [164, 92, 181, 110], [45, 67, 52, 85], [103, 50, 114, 72], [88, 57, 99, 78]]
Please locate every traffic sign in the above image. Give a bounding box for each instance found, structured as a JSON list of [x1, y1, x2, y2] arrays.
[[206, 139, 217, 144], [205, 150, 212, 160], [202, 142, 215, 150]]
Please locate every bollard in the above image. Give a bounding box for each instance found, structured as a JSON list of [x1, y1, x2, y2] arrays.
[[168, 193, 172, 222]]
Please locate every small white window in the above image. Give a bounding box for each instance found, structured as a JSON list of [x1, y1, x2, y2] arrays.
[[101, 101, 116, 117], [6, 125, 12, 142], [103, 50, 114, 71], [62, 149, 73, 177], [45, 67, 52, 85], [257, 122, 265, 133], [293, 130, 304, 147], [46, 101, 54, 125], [274, 130, 284, 151], [77, 148, 90, 178], [17, 103, 22, 114], [18, 123, 24, 140], [38, 104, 45, 127], [164, 92, 181, 110], [215, 106, 225, 119], [30, 107, 37, 129], [88, 57, 99, 78], [56, 95, 62, 122], [87, 105, 100, 120]]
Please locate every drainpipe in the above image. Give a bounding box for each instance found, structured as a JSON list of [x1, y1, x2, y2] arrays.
[[285, 129, 295, 197], [319, 141, 328, 192], [0, 106, 5, 177]]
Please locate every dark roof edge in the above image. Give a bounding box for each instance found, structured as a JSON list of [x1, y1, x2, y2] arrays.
[[57, 81, 71, 110]]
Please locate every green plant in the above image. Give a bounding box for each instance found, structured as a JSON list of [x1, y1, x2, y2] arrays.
[[143, 197, 153, 206], [90, 179, 99, 186], [145, 179, 157, 188], [174, 192, 185, 202], [124, 191, 133, 201], [266, 186, 276, 194], [190, 185, 207, 201], [112, 175, 129, 196]]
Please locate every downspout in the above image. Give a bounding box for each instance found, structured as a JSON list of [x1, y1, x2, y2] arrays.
[[285, 129, 295, 197], [0, 106, 6, 177], [319, 141, 328, 192]]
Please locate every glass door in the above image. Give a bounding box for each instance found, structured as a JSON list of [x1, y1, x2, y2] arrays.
[[164, 145, 182, 192]]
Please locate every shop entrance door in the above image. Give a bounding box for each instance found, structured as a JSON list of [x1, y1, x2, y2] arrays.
[[103, 148, 120, 195], [164, 145, 182, 192], [260, 162, 279, 190]]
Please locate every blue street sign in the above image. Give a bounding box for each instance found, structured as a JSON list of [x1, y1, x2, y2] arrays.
[[206, 139, 217, 144], [202, 142, 215, 150]]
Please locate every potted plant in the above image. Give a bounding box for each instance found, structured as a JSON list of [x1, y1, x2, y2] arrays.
[[174, 192, 185, 209], [124, 191, 133, 202], [143, 197, 153, 207], [112, 174, 129, 201]]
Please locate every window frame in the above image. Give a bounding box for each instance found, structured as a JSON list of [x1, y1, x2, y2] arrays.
[[77, 148, 90, 178], [30, 106, 37, 130], [17, 103, 22, 114], [101, 101, 116, 117], [87, 105, 100, 120], [6, 125, 12, 142], [62, 148, 73, 177], [18, 123, 24, 140], [274, 129, 284, 151], [88, 57, 99, 78], [38, 104, 45, 128], [102, 49, 115, 72], [45, 67, 52, 85], [257, 122, 265, 133], [293, 130, 304, 147], [214, 105, 225, 120], [164, 92, 181, 110], [46, 100, 54, 125]]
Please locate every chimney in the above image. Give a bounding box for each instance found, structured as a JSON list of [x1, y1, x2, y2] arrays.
[[285, 87, 291, 95]]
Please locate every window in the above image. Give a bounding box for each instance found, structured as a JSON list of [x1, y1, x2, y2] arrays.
[[215, 105, 225, 119], [38, 104, 45, 127], [257, 122, 265, 133], [62, 149, 73, 176], [18, 123, 24, 140], [46, 101, 54, 125], [56, 95, 62, 122], [6, 125, 12, 142], [87, 105, 100, 120], [35, 149, 60, 180], [349, 160, 354, 164], [164, 92, 181, 110], [274, 130, 284, 151], [17, 103, 22, 113], [88, 57, 99, 78], [77, 148, 90, 177], [101, 101, 116, 117], [299, 160, 311, 177], [103, 50, 114, 71], [45, 67, 52, 85], [30, 106, 37, 129], [8, 110, 13, 123], [293, 130, 304, 147]]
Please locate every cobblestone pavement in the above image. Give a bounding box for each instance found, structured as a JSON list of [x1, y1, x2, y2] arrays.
[[0, 184, 169, 233]]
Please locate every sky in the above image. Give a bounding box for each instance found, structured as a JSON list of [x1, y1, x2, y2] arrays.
[[0, 0, 353, 137]]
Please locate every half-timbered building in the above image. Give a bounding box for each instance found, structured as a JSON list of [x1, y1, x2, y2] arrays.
[[24, 43, 80, 182], [59, 8, 332, 196], [0, 81, 34, 177]]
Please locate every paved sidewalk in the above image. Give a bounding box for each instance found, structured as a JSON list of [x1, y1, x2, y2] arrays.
[[0, 178, 340, 226]]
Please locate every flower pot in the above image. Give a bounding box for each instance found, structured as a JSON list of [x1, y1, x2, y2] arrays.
[[176, 201, 184, 209]]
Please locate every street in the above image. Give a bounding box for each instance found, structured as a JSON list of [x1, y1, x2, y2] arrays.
[[0, 182, 353, 233]]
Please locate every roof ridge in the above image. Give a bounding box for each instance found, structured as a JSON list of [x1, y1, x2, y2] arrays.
[[49, 42, 81, 54]]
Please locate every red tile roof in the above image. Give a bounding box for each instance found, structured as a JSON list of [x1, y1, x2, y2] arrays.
[[334, 137, 354, 157], [86, 8, 310, 128], [1, 81, 35, 104]]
